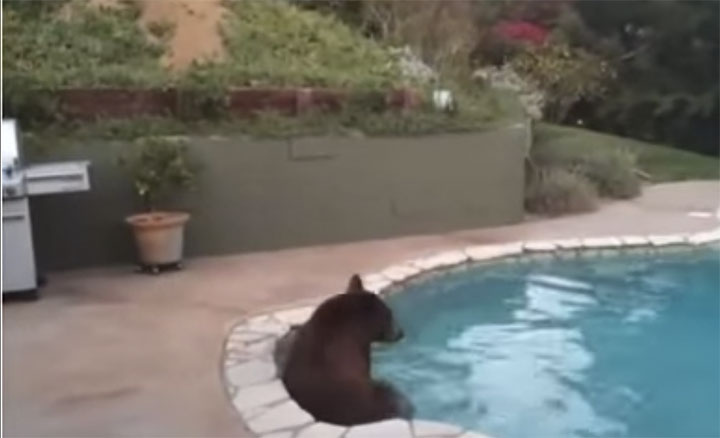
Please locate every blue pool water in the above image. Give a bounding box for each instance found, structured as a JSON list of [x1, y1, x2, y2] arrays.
[[374, 248, 720, 438]]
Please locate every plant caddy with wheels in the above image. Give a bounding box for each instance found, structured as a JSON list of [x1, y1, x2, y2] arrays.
[[118, 137, 198, 274]]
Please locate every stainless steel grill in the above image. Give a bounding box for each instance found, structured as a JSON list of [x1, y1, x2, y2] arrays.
[[2, 119, 91, 299]]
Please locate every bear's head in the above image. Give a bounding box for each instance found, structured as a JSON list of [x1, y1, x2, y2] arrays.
[[311, 274, 404, 344], [345, 274, 404, 343]]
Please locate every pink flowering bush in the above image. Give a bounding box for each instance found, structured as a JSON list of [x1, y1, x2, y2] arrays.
[[492, 20, 549, 46]]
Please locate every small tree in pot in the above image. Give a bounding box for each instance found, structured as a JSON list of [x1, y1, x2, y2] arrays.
[[118, 137, 197, 274]]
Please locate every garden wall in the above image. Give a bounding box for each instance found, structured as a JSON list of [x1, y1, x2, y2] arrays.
[[27, 124, 527, 270], [48, 87, 420, 120]]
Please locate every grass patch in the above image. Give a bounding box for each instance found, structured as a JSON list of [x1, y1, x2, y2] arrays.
[[533, 123, 719, 182]]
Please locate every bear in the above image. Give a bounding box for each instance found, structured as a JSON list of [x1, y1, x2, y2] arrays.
[[278, 274, 414, 426]]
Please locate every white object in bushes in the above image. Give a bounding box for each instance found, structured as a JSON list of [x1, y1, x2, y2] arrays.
[[432, 89, 454, 111]]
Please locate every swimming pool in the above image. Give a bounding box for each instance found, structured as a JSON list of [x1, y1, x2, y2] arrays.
[[374, 247, 719, 438]]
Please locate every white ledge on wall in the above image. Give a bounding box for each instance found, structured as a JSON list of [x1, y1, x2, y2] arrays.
[[222, 228, 719, 438]]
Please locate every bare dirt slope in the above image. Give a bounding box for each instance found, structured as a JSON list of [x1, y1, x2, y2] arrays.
[[87, 0, 227, 70]]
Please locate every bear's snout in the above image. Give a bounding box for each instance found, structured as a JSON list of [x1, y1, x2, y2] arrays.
[[393, 327, 404, 341], [386, 325, 404, 342]]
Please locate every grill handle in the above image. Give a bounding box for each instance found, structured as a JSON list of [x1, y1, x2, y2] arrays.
[[2, 212, 27, 222], [26, 174, 84, 182]]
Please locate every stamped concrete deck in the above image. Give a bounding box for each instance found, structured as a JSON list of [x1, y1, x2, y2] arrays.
[[3, 181, 719, 437]]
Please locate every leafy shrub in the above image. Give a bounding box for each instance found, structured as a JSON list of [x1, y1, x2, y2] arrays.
[[576, 148, 641, 199], [182, 0, 404, 89], [493, 21, 549, 46], [473, 65, 545, 119], [2, 1, 166, 89], [510, 42, 614, 123], [473, 31, 526, 67], [296, 1, 477, 77], [2, 0, 167, 126], [525, 166, 598, 215], [117, 137, 197, 211], [529, 124, 643, 201], [389, 46, 438, 84]]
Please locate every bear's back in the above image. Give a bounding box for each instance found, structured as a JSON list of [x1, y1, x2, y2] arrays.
[[279, 282, 412, 425]]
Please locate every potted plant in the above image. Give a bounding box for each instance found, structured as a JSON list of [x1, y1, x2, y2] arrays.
[[118, 137, 197, 274]]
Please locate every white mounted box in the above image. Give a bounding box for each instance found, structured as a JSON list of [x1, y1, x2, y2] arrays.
[[25, 161, 91, 195]]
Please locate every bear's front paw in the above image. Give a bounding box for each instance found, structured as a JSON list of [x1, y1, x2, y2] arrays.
[[374, 379, 415, 419], [395, 391, 415, 419]]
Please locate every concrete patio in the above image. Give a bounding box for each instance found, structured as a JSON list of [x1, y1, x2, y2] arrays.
[[3, 181, 719, 438]]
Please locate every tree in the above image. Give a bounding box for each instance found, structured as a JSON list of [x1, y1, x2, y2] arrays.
[[566, 0, 719, 156], [292, 0, 478, 76]]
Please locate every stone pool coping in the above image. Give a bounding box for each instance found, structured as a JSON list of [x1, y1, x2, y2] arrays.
[[222, 228, 720, 438]]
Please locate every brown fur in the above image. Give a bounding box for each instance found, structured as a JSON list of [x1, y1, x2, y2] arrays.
[[280, 275, 413, 425]]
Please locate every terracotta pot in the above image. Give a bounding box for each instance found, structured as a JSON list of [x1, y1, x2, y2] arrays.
[[125, 211, 189, 266]]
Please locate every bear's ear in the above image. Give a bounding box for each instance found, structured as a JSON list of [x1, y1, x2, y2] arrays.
[[346, 274, 365, 294]]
